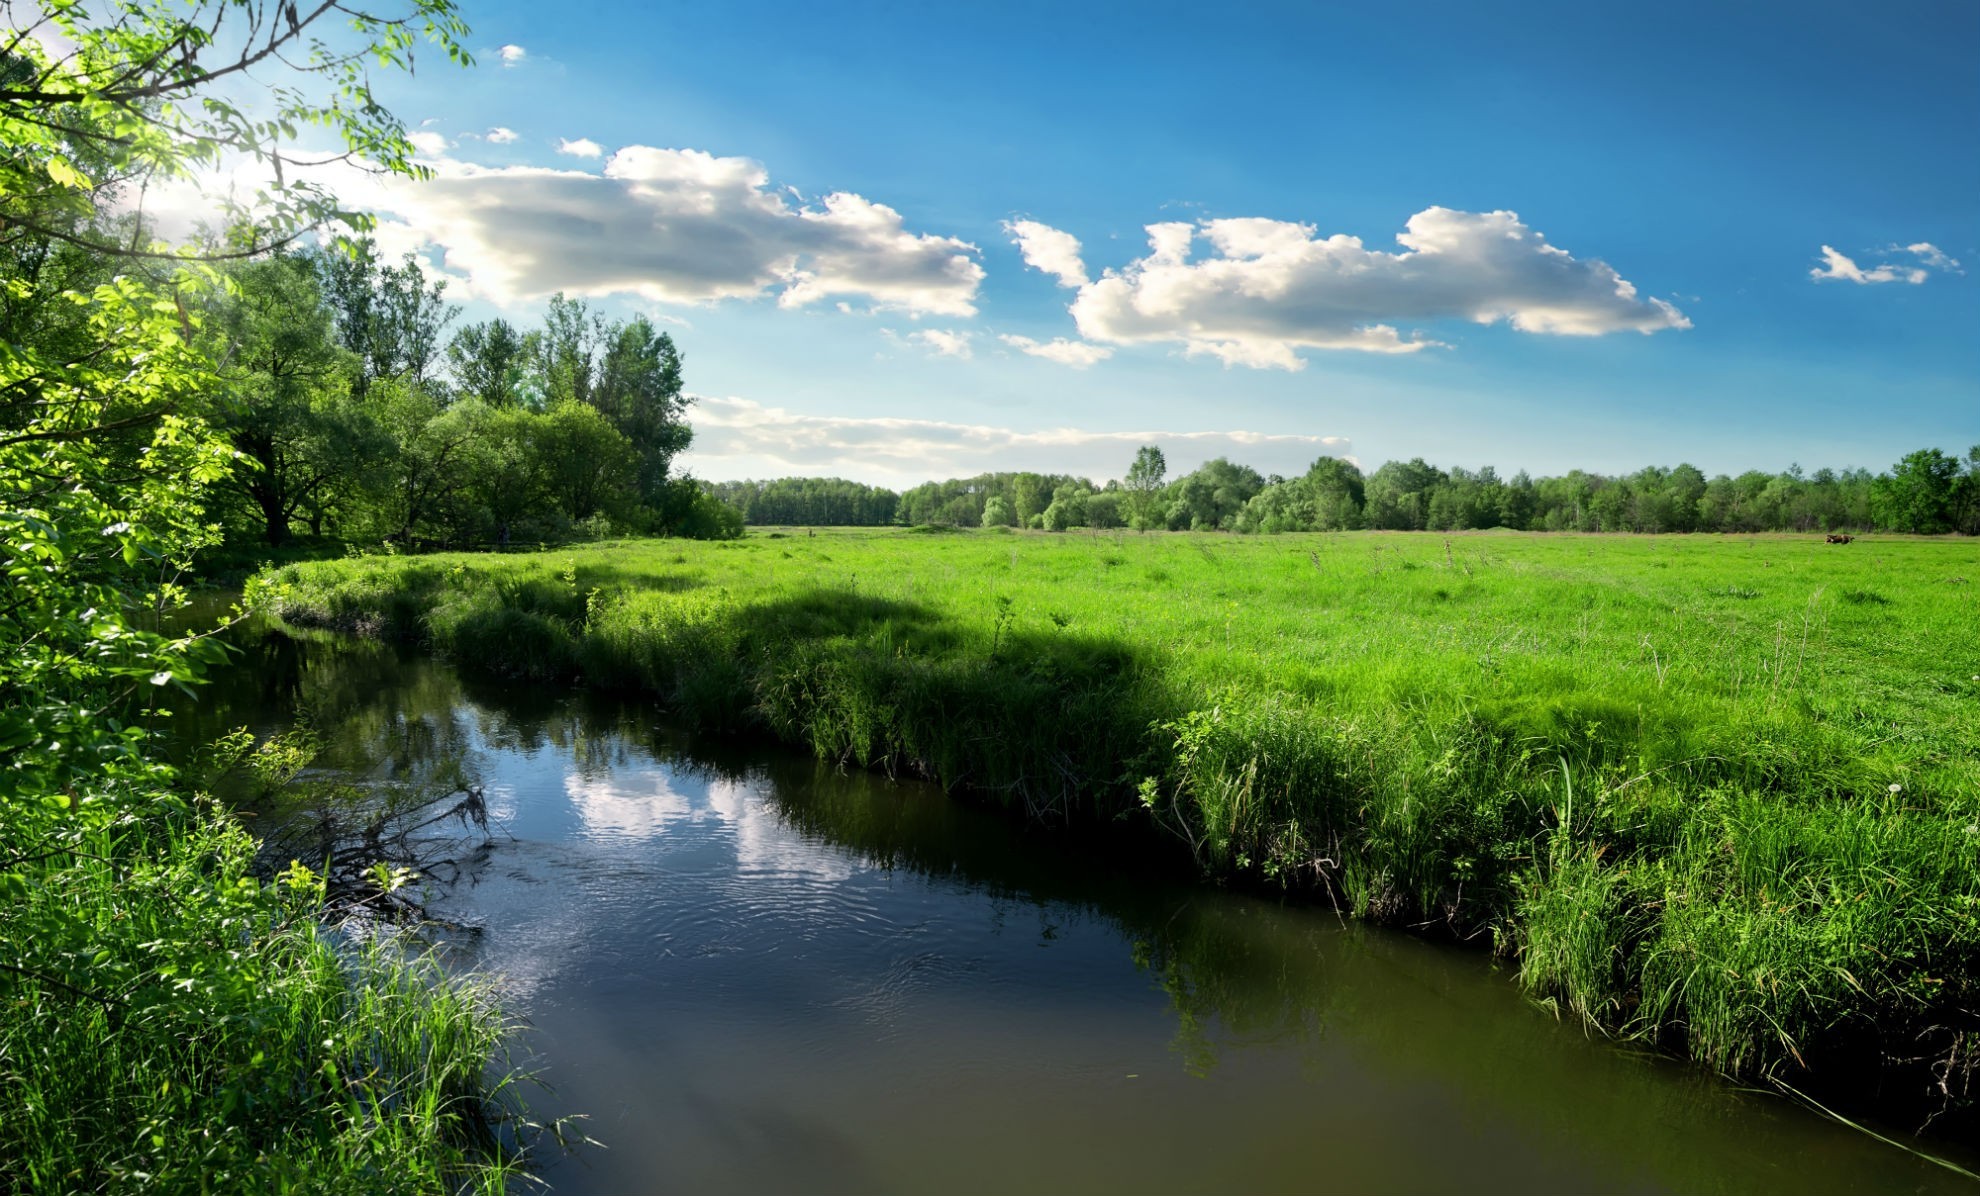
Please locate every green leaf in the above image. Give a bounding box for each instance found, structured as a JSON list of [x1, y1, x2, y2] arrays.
[[44, 156, 92, 190]]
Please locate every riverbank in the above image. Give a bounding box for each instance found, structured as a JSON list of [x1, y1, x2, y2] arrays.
[[256, 527, 1980, 1134], [0, 783, 525, 1194]]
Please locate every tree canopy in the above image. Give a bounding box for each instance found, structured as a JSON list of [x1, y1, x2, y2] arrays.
[[696, 444, 1979, 537]]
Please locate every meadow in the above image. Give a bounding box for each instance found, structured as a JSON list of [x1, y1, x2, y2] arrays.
[[259, 528, 1980, 1130]]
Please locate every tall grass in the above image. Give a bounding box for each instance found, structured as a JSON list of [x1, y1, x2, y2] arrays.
[[257, 529, 1980, 1129], [0, 791, 526, 1194]]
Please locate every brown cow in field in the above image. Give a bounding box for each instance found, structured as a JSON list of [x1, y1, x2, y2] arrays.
[[1825, 533, 1855, 544]]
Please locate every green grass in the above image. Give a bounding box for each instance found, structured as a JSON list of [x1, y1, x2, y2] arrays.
[[257, 528, 1980, 1129], [0, 792, 527, 1195]]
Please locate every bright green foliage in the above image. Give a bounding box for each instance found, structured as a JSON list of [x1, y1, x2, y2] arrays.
[[189, 264, 720, 547], [2, 2, 527, 1189], [894, 470, 1092, 528], [0, 794, 522, 1195], [1124, 444, 1167, 529], [0, 273, 234, 799], [445, 318, 530, 407], [981, 494, 1016, 527], [264, 529, 1980, 1122], [0, 1, 471, 257]]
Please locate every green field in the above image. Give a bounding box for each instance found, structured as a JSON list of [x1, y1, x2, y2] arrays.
[[260, 528, 1980, 1128]]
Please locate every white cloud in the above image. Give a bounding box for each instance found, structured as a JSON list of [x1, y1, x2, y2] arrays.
[[1005, 219, 1089, 288], [1811, 245, 1924, 285], [1811, 242, 1960, 285], [499, 44, 527, 66], [680, 395, 1349, 488], [407, 130, 450, 157], [556, 137, 604, 158], [485, 126, 519, 144], [999, 334, 1112, 368], [345, 145, 985, 313], [1011, 207, 1688, 370], [900, 328, 974, 358], [1905, 242, 1961, 272]]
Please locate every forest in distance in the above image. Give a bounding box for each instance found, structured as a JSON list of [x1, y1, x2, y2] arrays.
[[708, 444, 1980, 536]]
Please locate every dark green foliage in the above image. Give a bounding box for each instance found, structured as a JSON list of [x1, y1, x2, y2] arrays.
[[691, 441, 1972, 540], [711, 476, 902, 525], [209, 252, 392, 546], [197, 273, 718, 557], [1163, 457, 1264, 530], [897, 470, 1096, 527], [445, 318, 529, 407], [1874, 448, 1965, 534]]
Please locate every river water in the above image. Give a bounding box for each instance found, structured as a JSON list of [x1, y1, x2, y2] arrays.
[[169, 615, 1979, 1195]]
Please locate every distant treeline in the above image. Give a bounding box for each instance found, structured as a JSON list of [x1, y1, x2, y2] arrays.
[[708, 445, 1980, 535], [706, 477, 901, 526]]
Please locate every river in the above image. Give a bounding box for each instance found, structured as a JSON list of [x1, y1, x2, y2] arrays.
[[165, 612, 1980, 1195]]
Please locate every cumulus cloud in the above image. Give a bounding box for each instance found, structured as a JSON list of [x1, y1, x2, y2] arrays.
[[1009, 207, 1688, 369], [347, 145, 985, 313], [1005, 219, 1089, 288], [681, 395, 1349, 488], [999, 334, 1112, 368], [556, 137, 603, 158], [485, 126, 519, 144], [499, 44, 527, 66], [1812, 242, 1961, 284], [407, 130, 450, 157]]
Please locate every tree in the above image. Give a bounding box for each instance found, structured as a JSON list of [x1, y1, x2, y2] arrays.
[[0, 1, 470, 264], [1234, 480, 1315, 533], [1872, 448, 1961, 533], [2, 1, 471, 787], [1365, 458, 1445, 530], [1165, 458, 1263, 530], [591, 315, 693, 504], [447, 318, 529, 407], [982, 494, 1016, 527], [1012, 472, 1052, 526], [209, 252, 388, 545], [1954, 446, 1980, 536], [533, 293, 602, 407], [368, 377, 479, 542], [1043, 481, 1095, 531], [369, 252, 458, 388], [1085, 490, 1124, 528], [1124, 444, 1167, 530], [535, 400, 637, 525], [1305, 456, 1366, 530]]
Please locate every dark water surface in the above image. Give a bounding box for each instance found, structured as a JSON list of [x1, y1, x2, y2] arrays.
[[172, 614, 1980, 1195]]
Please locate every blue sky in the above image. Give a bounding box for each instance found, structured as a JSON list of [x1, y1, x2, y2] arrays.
[[350, 0, 1976, 487]]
